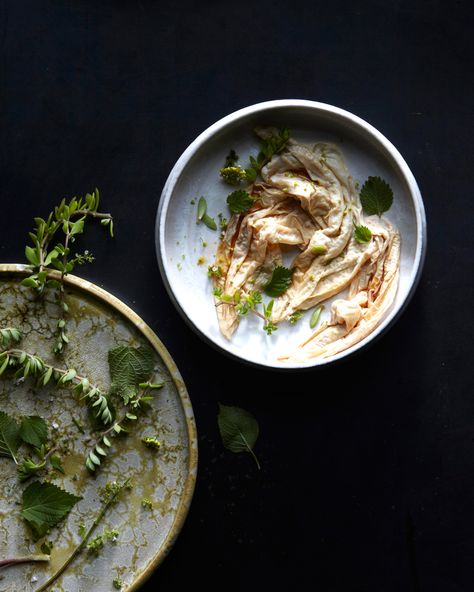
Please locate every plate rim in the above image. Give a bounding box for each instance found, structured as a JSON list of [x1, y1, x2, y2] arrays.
[[155, 99, 427, 370], [0, 263, 198, 590]]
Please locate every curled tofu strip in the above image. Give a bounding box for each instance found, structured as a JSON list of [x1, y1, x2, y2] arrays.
[[211, 137, 400, 356], [281, 220, 400, 361]]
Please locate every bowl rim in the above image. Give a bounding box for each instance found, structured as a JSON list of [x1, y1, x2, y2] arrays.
[[155, 99, 427, 371]]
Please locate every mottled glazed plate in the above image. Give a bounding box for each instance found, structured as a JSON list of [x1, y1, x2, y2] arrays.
[[0, 264, 197, 591], [156, 99, 426, 369]]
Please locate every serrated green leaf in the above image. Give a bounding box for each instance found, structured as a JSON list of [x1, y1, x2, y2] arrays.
[[108, 346, 155, 404], [22, 481, 81, 539], [227, 190, 254, 214], [354, 224, 372, 244], [263, 266, 293, 297], [217, 403, 260, 469], [359, 176, 394, 216], [0, 411, 21, 463], [19, 416, 48, 449]]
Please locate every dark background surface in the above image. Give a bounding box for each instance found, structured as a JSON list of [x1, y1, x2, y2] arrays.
[[1, 1, 473, 590]]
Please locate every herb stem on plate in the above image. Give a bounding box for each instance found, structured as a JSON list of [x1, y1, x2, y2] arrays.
[[0, 555, 50, 571], [34, 479, 131, 592]]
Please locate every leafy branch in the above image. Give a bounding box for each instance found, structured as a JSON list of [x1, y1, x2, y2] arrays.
[[213, 288, 278, 335], [22, 190, 114, 355], [85, 383, 162, 472], [34, 479, 131, 592], [0, 345, 113, 425]]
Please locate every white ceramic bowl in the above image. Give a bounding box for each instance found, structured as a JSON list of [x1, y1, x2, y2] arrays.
[[155, 100, 426, 369]]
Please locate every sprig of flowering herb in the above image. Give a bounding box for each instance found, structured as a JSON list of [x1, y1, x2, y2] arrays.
[[262, 300, 278, 335], [214, 289, 279, 335], [22, 190, 114, 355]]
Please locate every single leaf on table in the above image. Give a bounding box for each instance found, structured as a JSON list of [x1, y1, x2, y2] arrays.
[[217, 403, 261, 469], [0, 411, 21, 463], [359, 176, 393, 216], [264, 266, 293, 297], [19, 416, 48, 448], [50, 454, 65, 474], [22, 481, 82, 539], [108, 346, 155, 404]]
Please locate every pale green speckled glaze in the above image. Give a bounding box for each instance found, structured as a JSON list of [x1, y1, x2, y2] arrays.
[[0, 265, 197, 592]]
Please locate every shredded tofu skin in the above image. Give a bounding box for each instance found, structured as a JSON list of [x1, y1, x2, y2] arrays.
[[211, 135, 400, 362]]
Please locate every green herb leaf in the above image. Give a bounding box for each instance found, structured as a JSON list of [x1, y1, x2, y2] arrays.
[[217, 403, 261, 469], [359, 176, 393, 216], [288, 311, 303, 325], [197, 197, 207, 221], [19, 416, 48, 449], [108, 346, 155, 404], [22, 481, 82, 539], [263, 266, 293, 297], [310, 305, 324, 329], [202, 213, 217, 230], [354, 224, 372, 244], [0, 411, 21, 463], [227, 190, 254, 214], [50, 454, 65, 474]]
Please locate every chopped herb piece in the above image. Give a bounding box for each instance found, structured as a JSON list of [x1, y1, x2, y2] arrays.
[[202, 213, 217, 230], [310, 305, 324, 329], [197, 197, 207, 221], [311, 245, 327, 255], [113, 576, 124, 590], [288, 311, 303, 325], [141, 498, 153, 510], [208, 265, 223, 278], [354, 224, 372, 244]]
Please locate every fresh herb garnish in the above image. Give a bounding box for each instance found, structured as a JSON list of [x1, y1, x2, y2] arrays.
[[220, 165, 247, 186], [217, 403, 261, 469], [19, 416, 48, 449], [34, 479, 131, 592], [86, 528, 119, 556], [0, 411, 21, 463], [309, 305, 324, 329], [108, 346, 155, 405], [21, 481, 82, 539], [311, 245, 327, 255], [359, 176, 393, 216], [227, 189, 254, 214], [22, 190, 113, 355], [354, 224, 372, 244], [113, 576, 124, 590], [141, 498, 153, 510], [246, 127, 290, 180], [262, 300, 278, 335], [288, 311, 303, 325], [196, 197, 217, 230], [263, 266, 293, 297]]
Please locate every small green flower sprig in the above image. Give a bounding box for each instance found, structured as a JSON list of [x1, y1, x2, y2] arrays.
[[0, 328, 113, 425], [22, 189, 114, 355]]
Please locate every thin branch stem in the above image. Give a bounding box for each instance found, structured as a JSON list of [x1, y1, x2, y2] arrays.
[[0, 555, 50, 571]]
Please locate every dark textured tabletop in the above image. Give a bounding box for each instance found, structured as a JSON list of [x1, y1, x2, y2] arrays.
[[1, 1, 473, 590]]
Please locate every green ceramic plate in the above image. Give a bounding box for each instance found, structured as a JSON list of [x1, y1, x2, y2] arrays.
[[0, 264, 197, 592]]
